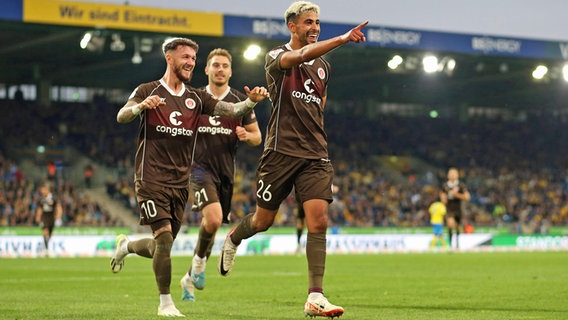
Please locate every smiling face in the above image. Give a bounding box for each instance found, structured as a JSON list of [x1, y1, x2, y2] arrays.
[[167, 44, 197, 83], [205, 55, 232, 87], [289, 10, 320, 46]]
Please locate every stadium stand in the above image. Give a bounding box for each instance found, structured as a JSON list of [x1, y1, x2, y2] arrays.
[[2, 95, 567, 233]]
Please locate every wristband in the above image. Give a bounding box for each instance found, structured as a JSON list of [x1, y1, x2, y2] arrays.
[[244, 98, 257, 109], [131, 104, 143, 116]]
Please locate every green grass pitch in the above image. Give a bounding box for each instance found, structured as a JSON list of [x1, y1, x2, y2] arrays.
[[1, 251, 567, 319]]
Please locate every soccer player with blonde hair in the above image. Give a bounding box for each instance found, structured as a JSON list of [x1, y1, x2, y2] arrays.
[[218, 1, 368, 318]]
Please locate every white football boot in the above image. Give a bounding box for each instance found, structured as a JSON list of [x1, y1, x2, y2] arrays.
[[304, 293, 344, 318], [110, 234, 129, 273]]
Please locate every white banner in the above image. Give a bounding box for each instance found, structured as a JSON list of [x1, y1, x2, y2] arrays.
[[0, 233, 493, 258]]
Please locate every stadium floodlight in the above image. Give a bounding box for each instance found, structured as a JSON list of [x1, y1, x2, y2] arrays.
[[131, 52, 142, 64], [562, 63, 568, 82], [387, 55, 403, 70], [423, 55, 439, 73], [80, 30, 105, 52], [243, 44, 262, 61], [532, 65, 548, 80], [439, 56, 456, 76], [445, 58, 456, 72], [131, 36, 142, 64], [80, 32, 92, 50]]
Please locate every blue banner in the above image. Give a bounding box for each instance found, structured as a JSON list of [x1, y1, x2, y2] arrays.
[[224, 15, 568, 61], [1, 0, 22, 21]]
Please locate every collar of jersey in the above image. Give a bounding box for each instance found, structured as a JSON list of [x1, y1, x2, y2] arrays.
[[159, 79, 186, 97]]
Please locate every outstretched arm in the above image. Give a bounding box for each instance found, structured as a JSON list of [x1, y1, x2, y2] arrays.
[[214, 86, 269, 118], [280, 20, 368, 69]]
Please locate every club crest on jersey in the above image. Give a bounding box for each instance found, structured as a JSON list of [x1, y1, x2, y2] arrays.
[[185, 98, 196, 110], [268, 48, 284, 59], [317, 67, 326, 79]]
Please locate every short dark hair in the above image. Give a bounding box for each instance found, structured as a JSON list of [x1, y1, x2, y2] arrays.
[[162, 37, 199, 56]]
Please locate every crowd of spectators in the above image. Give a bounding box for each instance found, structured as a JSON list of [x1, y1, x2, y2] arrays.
[[0, 152, 123, 227], [0, 98, 124, 228], [2, 97, 568, 233]]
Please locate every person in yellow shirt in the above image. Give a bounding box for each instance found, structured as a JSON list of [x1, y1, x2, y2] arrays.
[[428, 201, 448, 249]]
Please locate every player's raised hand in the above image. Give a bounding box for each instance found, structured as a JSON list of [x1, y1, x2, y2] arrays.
[[342, 21, 368, 44], [244, 86, 269, 103]]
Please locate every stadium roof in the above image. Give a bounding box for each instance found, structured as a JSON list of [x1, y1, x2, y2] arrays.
[[1, 19, 566, 111]]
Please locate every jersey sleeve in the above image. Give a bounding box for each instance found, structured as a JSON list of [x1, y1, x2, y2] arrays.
[[196, 88, 220, 115], [266, 47, 285, 72], [242, 110, 257, 126], [128, 82, 153, 104]]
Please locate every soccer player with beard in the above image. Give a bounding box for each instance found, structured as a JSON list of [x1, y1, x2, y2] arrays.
[[179, 48, 262, 302], [218, 2, 368, 318], [110, 37, 268, 317]]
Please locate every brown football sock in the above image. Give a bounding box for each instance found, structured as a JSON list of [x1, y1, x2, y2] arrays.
[[153, 231, 173, 294], [205, 234, 215, 260], [230, 213, 256, 245], [306, 232, 326, 293], [127, 238, 156, 258], [186, 226, 215, 275], [195, 225, 215, 258]]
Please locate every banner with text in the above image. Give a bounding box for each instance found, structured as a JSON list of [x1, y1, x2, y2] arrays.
[[224, 15, 568, 61], [23, 0, 222, 36], [0, 233, 493, 258], [491, 235, 568, 249]]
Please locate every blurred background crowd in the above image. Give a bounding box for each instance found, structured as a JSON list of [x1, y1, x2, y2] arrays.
[[2, 95, 568, 234]]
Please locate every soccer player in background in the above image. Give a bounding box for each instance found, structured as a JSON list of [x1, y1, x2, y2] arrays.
[[110, 37, 268, 317], [179, 48, 262, 302], [440, 167, 471, 250], [35, 183, 62, 257], [428, 200, 448, 249], [217, 2, 368, 318]]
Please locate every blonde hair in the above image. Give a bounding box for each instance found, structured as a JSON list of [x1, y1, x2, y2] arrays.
[[161, 37, 199, 56], [207, 48, 232, 66], [284, 1, 320, 23]]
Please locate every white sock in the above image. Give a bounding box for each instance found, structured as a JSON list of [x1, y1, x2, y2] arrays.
[[159, 294, 174, 306], [183, 272, 190, 281], [308, 292, 323, 300], [192, 255, 207, 274]]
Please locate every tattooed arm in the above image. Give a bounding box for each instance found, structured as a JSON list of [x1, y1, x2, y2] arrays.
[[213, 85, 269, 118]]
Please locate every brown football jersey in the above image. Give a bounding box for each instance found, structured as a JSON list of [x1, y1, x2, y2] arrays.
[[192, 86, 257, 184], [127, 80, 218, 188], [264, 44, 330, 159]]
